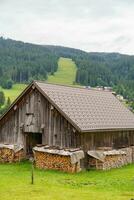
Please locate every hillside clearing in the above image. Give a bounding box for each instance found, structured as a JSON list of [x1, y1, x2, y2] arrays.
[[0, 84, 27, 102], [0, 57, 78, 104], [0, 162, 134, 200], [47, 57, 77, 85]]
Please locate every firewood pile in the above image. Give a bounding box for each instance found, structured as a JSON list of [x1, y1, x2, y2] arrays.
[[0, 144, 25, 163], [33, 146, 84, 173], [88, 154, 126, 170], [88, 147, 134, 170]]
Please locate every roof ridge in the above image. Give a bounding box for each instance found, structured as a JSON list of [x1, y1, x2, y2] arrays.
[[33, 80, 112, 93]]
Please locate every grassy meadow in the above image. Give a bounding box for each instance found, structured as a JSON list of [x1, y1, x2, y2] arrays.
[[0, 84, 27, 102], [47, 57, 77, 85], [0, 162, 134, 200]]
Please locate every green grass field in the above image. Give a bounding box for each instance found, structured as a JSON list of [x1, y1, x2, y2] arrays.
[[47, 57, 77, 85], [0, 84, 27, 102], [0, 162, 134, 200]]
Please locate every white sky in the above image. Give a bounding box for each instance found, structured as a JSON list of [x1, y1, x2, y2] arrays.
[[0, 0, 134, 54]]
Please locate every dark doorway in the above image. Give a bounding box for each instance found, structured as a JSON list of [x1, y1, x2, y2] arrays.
[[25, 133, 42, 155]]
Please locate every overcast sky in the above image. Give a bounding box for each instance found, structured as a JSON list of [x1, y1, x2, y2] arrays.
[[0, 0, 134, 54]]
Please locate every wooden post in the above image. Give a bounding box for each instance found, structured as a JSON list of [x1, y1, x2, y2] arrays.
[[30, 157, 34, 184], [31, 162, 34, 184]]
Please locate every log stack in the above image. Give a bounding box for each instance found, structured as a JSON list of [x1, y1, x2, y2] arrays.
[[33, 146, 84, 173], [0, 147, 14, 163], [0, 144, 25, 163], [88, 147, 134, 170]]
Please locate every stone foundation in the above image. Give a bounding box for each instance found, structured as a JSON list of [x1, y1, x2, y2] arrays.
[[0, 144, 25, 163], [88, 147, 134, 170], [33, 146, 84, 173]]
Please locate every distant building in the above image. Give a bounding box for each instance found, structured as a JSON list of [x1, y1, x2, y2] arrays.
[[116, 94, 124, 101]]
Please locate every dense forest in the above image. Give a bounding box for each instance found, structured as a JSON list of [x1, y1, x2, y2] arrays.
[[0, 37, 134, 109], [0, 37, 59, 88], [75, 53, 134, 101]]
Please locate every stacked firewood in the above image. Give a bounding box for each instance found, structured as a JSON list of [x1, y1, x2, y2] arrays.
[[88, 147, 134, 170], [102, 154, 131, 170], [34, 151, 80, 173], [89, 155, 124, 170], [0, 145, 25, 163], [0, 148, 14, 163]]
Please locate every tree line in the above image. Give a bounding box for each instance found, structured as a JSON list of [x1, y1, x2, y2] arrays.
[[0, 37, 59, 89], [74, 53, 134, 102]]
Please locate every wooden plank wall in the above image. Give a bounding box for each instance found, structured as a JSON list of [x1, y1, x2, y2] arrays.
[[81, 131, 134, 151], [0, 88, 79, 149]]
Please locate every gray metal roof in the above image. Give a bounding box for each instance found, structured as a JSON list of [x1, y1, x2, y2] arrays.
[[34, 81, 134, 132]]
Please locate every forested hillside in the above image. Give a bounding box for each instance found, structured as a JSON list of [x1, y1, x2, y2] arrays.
[[47, 46, 134, 103], [0, 37, 59, 87], [75, 53, 134, 101], [0, 37, 134, 107]]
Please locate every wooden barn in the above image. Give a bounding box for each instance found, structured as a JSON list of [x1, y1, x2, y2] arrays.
[[0, 81, 134, 170]]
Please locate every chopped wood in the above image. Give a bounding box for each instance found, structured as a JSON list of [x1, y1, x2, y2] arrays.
[[0, 145, 25, 163], [34, 151, 81, 173], [33, 146, 84, 173]]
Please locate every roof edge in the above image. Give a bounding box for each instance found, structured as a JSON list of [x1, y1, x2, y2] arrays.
[[82, 127, 134, 133], [33, 80, 112, 93]]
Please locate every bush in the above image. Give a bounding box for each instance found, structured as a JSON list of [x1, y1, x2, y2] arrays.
[[1, 80, 13, 89]]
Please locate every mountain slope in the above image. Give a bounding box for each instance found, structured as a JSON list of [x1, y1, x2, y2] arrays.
[[0, 57, 77, 106], [0, 37, 59, 85], [47, 45, 134, 102], [0, 38, 134, 104], [47, 57, 77, 85]]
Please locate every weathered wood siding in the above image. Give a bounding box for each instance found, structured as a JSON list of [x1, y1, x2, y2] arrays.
[[0, 88, 79, 150], [81, 131, 134, 151]]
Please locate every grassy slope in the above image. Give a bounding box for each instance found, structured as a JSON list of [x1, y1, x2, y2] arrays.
[[0, 162, 134, 200], [47, 57, 77, 85], [0, 57, 77, 104], [0, 84, 27, 102]]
